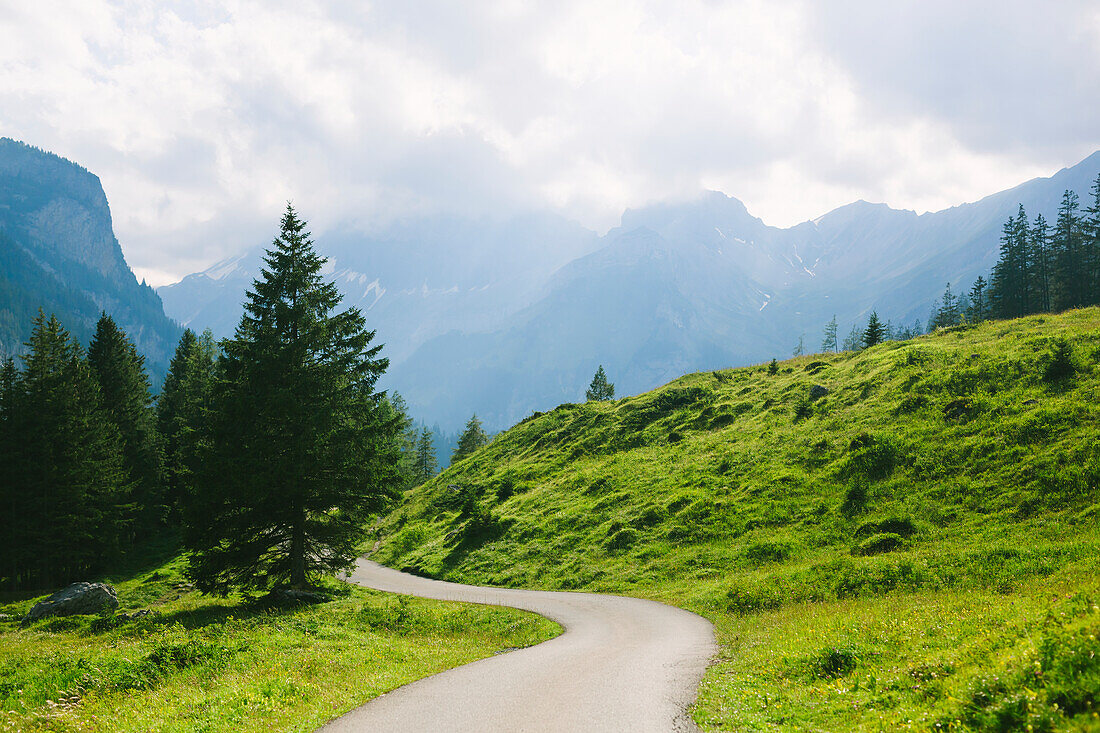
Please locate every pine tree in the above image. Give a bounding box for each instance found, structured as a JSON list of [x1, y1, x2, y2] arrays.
[[1083, 173, 1100, 306], [1029, 214, 1052, 313], [187, 206, 399, 593], [1051, 190, 1084, 311], [930, 283, 960, 330], [158, 329, 217, 517], [386, 392, 419, 490], [990, 205, 1032, 318], [88, 313, 163, 542], [453, 414, 489, 463], [585, 365, 615, 401], [0, 358, 17, 588], [792, 334, 805, 357], [821, 315, 838, 353], [967, 276, 988, 323], [841, 324, 863, 351], [862, 311, 886, 348], [414, 427, 437, 485], [9, 313, 126, 588]]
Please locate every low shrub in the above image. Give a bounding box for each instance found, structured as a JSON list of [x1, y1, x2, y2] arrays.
[[853, 532, 906, 556]]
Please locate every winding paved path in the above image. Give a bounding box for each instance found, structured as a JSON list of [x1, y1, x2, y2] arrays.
[[320, 559, 716, 732]]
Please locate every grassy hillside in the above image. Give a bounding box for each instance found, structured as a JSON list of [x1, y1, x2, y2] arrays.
[[0, 545, 558, 732], [376, 308, 1100, 732]]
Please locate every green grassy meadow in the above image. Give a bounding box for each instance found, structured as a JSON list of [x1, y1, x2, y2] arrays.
[[0, 550, 559, 732], [375, 307, 1100, 731]]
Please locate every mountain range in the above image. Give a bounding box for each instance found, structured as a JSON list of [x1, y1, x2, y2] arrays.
[[159, 151, 1100, 430], [0, 139, 180, 381]]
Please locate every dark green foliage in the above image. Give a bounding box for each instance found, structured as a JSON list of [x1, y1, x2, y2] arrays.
[[990, 204, 1032, 318], [157, 329, 217, 517], [767, 358, 779, 375], [1051, 190, 1086, 311], [807, 646, 861, 680], [744, 541, 792, 564], [1042, 337, 1079, 382], [862, 311, 886, 348], [88, 313, 163, 541], [967, 276, 989, 323], [792, 396, 812, 422], [452, 414, 489, 463], [1, 312, 127, 589], [386, 392, 419, 490], [605, 527, 638, 551], [414, 427, 438, 485], [841, 482, 868, 515], [585, 365, 615, 401], [842, 432, 897, 481], [187, 205, 399, 593]]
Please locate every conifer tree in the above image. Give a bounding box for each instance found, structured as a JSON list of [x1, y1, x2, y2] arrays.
[[990, 205, 1032, 318], [1051, 190, 1084, 310], [88, 313, 163, 542], [187, 205, 399, 593], [385, 392, 418, 490], [967, 276, 988, 323], [930, 283, 961, 330], [821, 315, 838, 353], [1029, 214, 1052, 313], [9, 313, 126, 588], [585, 365, 615, 401], [158, 329, 217, 516], [862, 311, 886, 348], [0, 358, 17, 588], [414, 427, 437, 485], [1083, 173, 1100, 306], [792, 334, 805, 357], [453, 414, 489, 463], [841, 324, 863, 351]]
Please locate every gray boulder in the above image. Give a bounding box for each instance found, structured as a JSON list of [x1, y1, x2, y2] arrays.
[[23, 582, 119, 624], [809, 384, 829, 400]]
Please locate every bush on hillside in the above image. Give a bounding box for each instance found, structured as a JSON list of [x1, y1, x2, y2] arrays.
[[856, 516, 917, 539], [853, 532, 907, 556], [842, 432, 898, 481], [1042, 337, 1079, 382]]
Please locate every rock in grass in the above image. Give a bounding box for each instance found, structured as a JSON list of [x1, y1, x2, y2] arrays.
[[23, 582, 119, 624], [809, 384, 829, 400]]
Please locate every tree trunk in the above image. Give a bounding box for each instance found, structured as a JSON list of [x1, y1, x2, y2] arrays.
[[290, 512, 306, 590]]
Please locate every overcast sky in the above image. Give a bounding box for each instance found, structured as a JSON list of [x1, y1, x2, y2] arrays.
[[2, 0, 1098, 286]]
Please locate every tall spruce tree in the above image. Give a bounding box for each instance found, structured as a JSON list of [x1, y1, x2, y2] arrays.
[[990, 205, 1031, 318], [158, 329, 217, 517], [821, 315, 838, 353], [88, 313, 163, 542], [0, 358, 17, 588], [187, 205, 399, 593], [1083, 173, 1100, 306], [862, 311, 886, 348], [414, 427, 437, 485], [453, 414, 489, 463], [1051, 190, 1084, 311], [1029, 214, 1052, 313], [8, 313, 126, 589], [967, 276, 988, 323], [386, 392, 419, 490], [930, 283, 961, 330], [585, 365, 615, 401]]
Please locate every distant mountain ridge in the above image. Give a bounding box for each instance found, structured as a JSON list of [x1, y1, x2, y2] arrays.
[[160, 151, 1100, 430], [0, 138, 181, 380]]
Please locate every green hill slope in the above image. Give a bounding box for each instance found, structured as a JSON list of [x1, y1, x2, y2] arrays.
[[376, 308, 1100, 731]]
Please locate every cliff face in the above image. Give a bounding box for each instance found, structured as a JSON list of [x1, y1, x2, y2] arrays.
[[0, 138, 181, 381]]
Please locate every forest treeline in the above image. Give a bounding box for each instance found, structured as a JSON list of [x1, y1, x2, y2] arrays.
[[817, 173, 1100, 353], [0, 207, 443, 592]]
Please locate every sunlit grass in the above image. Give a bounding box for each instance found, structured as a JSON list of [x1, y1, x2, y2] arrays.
[[375, 307, 1100, 731]]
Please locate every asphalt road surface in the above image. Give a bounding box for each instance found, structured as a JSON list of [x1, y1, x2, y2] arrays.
[[320, 559, 716, 732]]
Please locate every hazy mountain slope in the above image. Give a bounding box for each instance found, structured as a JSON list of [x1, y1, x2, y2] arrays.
[[157, 213, 600, 364], [0, 139, 181, 378]]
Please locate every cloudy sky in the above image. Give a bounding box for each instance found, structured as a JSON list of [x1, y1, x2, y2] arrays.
[[2, 0, 1098, 286]]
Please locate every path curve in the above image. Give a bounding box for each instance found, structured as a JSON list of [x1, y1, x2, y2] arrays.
[[320, 559, 716, 732]]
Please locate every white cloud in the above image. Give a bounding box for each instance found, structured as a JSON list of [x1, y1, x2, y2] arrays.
[[1, 0, 1096, 285]]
